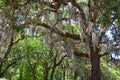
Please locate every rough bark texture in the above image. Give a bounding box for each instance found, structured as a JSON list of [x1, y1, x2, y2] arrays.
[[90, 46, 101, 80], [91, 54, 101, 80]]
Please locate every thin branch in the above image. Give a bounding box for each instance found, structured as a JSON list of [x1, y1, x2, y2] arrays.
[[6, 56, 22, 70], [13, 38, 21, 44], [56, 54, 67, 66], [99, 52, 110, 57], [53, 53, 58, 66], [43, 1, 60, 10], [100, 46, 120, 57], [0, 56, 23, 76]]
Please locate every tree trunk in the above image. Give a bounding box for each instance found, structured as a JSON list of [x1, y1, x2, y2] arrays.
[[50, 66, 55, 80], [19, 68, 23, 80], [74, 69, 78, 80], [63, 71, 65, 80], [90, 49, 101, 80], [0, 62, 3, 78], [43, 70, 49, 80], [32, 69, 36, 80]]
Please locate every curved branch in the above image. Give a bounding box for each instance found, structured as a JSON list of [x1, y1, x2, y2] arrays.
[[70, 0, 87, 26], [3, 30, 14, 59], [56, 54, 67, 66], [100, 45, 120, 57], [98, 20, 115, 44], [4, 37, 22, 59], [38, 23, 84, 41], [99, 52, 110, 57], [0, 56, 23, 77]]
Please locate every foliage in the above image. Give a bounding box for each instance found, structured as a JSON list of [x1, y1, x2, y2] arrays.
[[0, 0, 120, 80]]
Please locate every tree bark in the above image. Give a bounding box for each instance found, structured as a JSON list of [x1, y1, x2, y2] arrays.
[[74, 69, 79, 80], [43, 70, 49, 80], [90, 47, 101, 80], [32, 69, 36, 80], [63, 71, 65, 80], [19, 68, 23, 80], [50, 66, 55, 80]]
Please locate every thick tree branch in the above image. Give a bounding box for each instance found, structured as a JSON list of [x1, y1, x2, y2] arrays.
[[70, 0, 87, 26], [3, 31, 14, 59], [99, 52, 110, 57], [37, 23, 83, 41], [98, 20, 114, 44], [74, 51, 89, 58]]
